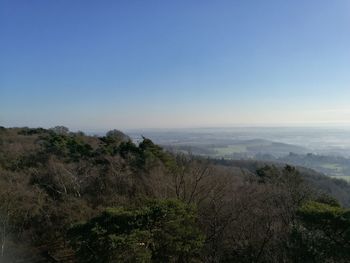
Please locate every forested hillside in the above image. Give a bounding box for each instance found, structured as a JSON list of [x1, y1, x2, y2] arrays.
[[1, 127, 350, 262]]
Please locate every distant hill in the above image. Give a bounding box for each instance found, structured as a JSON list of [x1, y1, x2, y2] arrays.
[[164, 138, 309, 158], [160, 136, 350, 178]]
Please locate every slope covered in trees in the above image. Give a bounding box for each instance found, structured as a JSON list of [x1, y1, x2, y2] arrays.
[[0, 126, 350, 262]]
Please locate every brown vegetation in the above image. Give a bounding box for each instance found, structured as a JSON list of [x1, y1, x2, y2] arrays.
[[0, 126, 350, 262]]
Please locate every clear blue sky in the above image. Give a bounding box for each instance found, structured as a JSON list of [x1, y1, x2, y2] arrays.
[[1, 0, 350, 131]]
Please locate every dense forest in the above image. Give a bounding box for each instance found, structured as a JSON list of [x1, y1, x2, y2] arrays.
[[1, 126, 350, 262]]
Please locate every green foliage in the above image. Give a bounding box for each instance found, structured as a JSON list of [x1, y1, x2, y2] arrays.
[[315, 194, 341, 207], [290, 201, 350, 262], [105, 129, 130, 142], [17, 127, 48, 135], [100, 129, 131, 153], [138, 137, 176, 170], [256, 164, 303, 187], [256, 165, 279, 182], [68, 199, 204, 263], [118, 140, 140, 158], [43, 133, 93, 161], [68, 208, 152, 262], [298, 201, 350, 232]]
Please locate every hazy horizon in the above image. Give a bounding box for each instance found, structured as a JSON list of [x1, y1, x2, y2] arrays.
[[4, 123, 350, 135]]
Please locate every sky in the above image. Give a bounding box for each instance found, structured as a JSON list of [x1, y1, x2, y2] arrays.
[[1, 0, 350, 131]]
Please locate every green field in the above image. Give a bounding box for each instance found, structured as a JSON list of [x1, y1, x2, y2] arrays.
[[319, 163, 345, 176], [320, 163, 344, 170], [214, 145, 247, 156], [330, 176, 350, 183]]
